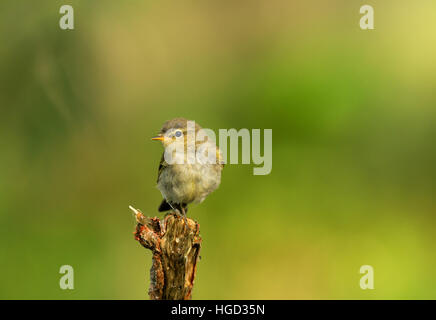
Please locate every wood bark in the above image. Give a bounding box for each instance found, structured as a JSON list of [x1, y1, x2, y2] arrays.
[[131, 207, 202, 300]]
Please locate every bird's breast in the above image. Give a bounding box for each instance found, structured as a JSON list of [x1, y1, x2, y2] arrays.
[[157, 163, 222, 204]]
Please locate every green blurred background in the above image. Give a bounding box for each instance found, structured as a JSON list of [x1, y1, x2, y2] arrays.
[[1, 0, 435, 299]]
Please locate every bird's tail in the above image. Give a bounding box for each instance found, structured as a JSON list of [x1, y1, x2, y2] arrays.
[[158, 199, 172, 212], [158, 200, 189, 213]]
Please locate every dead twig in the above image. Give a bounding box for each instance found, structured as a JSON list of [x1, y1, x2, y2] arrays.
[[130, 205, 202, 300]]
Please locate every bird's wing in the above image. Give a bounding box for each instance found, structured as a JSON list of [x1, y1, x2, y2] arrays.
[[157, 152, 168, 183]]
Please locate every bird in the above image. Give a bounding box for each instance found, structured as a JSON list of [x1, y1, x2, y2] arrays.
[[151, 118, 224, 219]]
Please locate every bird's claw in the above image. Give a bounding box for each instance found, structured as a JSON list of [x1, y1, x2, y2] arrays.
[[173, 209, 189, 229]]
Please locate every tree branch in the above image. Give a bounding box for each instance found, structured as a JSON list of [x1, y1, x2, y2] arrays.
[[130, 206, 202, 300]]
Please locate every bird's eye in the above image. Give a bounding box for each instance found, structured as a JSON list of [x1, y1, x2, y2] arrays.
[[175, 131, 182, 137]]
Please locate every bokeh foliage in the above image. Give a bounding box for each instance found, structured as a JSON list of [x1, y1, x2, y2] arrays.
[[0, 0, 435, 299]]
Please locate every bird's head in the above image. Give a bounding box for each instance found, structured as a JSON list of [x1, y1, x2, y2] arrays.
[[151, 118, 202, 148]]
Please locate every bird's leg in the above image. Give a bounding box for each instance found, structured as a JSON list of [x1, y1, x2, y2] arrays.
[[168, 202, 188, 227], [180, 206, 188, 227], [167, 202, 180, 216]]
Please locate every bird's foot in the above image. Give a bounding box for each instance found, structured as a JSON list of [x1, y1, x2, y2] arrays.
[[173, 209, 189, 228]]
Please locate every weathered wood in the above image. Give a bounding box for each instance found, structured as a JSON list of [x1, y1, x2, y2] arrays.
[[131, 206, 202, 300]]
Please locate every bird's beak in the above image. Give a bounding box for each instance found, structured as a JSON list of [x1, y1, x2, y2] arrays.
[[151, 135, 164, 141]]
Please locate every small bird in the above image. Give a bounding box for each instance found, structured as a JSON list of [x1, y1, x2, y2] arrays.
[[151, 118, 224, 218]]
